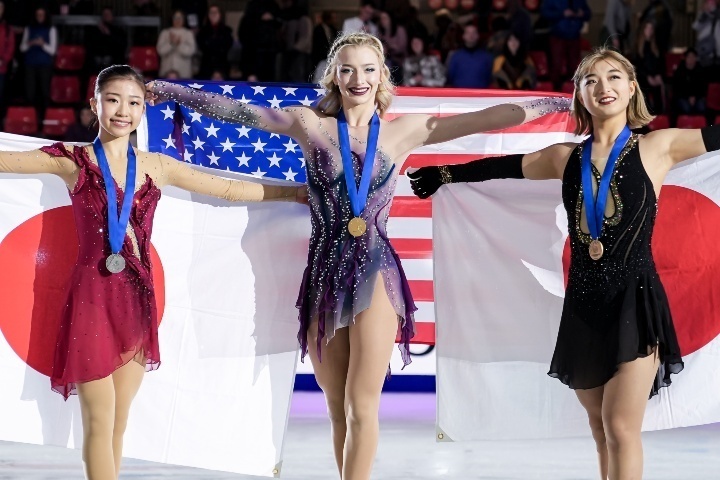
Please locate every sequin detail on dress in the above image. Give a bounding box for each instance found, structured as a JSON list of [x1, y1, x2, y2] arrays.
[[297, 143, 417, 367], [40, 143, 162, 399], [549, 135, 684, 397]]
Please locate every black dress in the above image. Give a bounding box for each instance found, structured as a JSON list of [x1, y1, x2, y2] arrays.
[[548, 134, 684, 397]]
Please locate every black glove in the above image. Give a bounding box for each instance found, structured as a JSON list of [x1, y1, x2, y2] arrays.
[[407, 154, 525, 199]]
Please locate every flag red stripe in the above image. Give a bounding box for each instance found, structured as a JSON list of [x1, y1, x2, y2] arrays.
[[384, 112, 574, 134], [390, 197, 432, 217], [390, 238, 433, 259], [396, 87, 568, 98], [399, 321, 435, 345], [408, 280, 434, 302]]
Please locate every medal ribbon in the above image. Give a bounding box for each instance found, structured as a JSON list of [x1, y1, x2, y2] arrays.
[[581, 125, 631, 240], [337, 109, 380, 218], [92, 137, 137, 255]]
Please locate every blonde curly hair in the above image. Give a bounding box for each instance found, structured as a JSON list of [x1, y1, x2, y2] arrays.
[[571, 47, 655, 136], [316, 32, 395, 118]]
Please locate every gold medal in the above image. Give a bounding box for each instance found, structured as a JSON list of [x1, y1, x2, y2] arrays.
[[589, 239, 604, 261], [348, 217, 367, 237]]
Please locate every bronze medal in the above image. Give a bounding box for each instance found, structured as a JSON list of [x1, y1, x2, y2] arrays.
[[588, 239, 604, 261], [348, 217, 367, 237]]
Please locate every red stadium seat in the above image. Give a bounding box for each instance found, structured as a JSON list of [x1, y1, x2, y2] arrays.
[[86, 75, 98, 101], [536, 80, 554, 92], [665, 52, 684, 78], [561, 81, 575, 94], [4, 107, 38, 135], [42, 108, 76, 137], [716, 114, 720, 126], [129, 46, 159, 73], [529, 50, 548, 79], [707, 83, 720, 111], [647, 114, 669, 131], [676, 115, 707, 129], [54, 45, 85, 71], [51, 75, 81, 104]]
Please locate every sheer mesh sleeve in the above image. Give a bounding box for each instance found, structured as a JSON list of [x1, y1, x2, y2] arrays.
[[0, 149, 78, 179], [159, 154, 297, 202], [151, 80, 297, 134]]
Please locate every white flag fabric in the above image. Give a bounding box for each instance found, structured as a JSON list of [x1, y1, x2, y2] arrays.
[[0, 132, 308, 476], [434, 148, 720, 441]]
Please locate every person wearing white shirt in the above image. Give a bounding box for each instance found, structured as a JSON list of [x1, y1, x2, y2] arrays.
[[341, 1, 378, 36]]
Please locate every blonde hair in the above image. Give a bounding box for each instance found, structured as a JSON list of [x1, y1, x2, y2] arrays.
[[571, 47, 655, 136], [316, 32, 395, 118]]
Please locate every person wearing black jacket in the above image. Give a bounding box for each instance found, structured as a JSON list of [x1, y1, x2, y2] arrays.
[[196, 4, 233, 79]]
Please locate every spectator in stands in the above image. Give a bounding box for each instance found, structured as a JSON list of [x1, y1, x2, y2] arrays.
[[672, 48, 707, 116], [342, 1, 379, 36], [486, 15, 510, 56], [172, 0, 208, 32], [280, 0, 313, 82], [693, 0, 720, 73], [433, 9, 461, 63], [402, 35, 445, 87], [540, 0, 591, 90], [132, 0, 161, 45], [635, 20, 665, 113], [20, 6, 56, 127], [196, 4, 233, 79], [238, 0, 281, 81], [639, 0, 673, 56], [86, 7, 126, 72], [600, 0, 631, 53], [0, 1, 16, 113], [446, 23, 493, 89], [493, 32, 536, 90], [157, 10, 197, 79], [508, 0, 533, 47], [63, 105, 98, 142], [404, 6, 429, 45], [378, 11, 407, 83], [312, 10, 338, 76]]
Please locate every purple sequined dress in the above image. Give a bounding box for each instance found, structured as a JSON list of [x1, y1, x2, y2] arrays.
[[297, 143, 416, 365]]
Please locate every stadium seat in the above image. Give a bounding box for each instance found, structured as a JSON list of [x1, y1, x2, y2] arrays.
[[707, 82, 720, 111], [529, 50, 548, 79], [647, 114, 669, 131], [5, 107, 38, 135], [536, 80, 554, 92], [665, 52, 684, 78], [676, 115, 707, 129], [129, 46, 159, 73], [51, 75, 81, 104], [86, 75, 97, 101], [42, 107, 76, 137], [561, 81, 575, 94], [54, 45, 85, 71]]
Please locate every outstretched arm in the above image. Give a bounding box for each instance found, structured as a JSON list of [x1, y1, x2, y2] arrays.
[[158, 153, 305, 203], [394, 96, 572, 155], [408, 142, 577, 198], [646, 125, 720, 169], [146, 80, 305, 137], [0, 148, 78, 186]]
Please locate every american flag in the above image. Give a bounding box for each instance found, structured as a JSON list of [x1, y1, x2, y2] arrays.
[[144, 82, 575, 373]]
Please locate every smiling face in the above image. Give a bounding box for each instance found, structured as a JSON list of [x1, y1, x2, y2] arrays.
[[577, 58, 635, 123], [334, 45, 383, 108], [90, 78, 146, 138]]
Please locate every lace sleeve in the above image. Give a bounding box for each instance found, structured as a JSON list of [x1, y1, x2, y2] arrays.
[[150, 80, 298, 135]]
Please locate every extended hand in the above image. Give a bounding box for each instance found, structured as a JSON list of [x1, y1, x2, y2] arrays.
[[407, 166, 444, 199], [145, 81, 169, 106]]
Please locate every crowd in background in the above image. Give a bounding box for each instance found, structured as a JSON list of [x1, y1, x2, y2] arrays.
[[0, 0, 719, 140]]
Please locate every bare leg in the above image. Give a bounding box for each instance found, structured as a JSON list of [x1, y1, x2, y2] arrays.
[[343, 277, 399, 480], [307, 317, 351, 476], [576, 386, 608, 479], [602, 353, 660, 480], [111, 359, 145, 478], [77, 377, 116, 480]]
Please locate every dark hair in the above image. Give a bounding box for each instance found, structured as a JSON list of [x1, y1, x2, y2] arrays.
[[321, 10, 334, 24], [32, 7, 51, 28], [360, 0, 375, 8], [685, 47, 698, 57], [204, 4, 225, 26], [94, 65, 146, 98]]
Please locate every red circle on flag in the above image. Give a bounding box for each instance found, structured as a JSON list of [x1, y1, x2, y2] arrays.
[[562, 185, 720, 356], [0, 207, 166, 376]]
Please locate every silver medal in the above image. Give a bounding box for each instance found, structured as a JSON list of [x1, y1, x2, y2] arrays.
[[106, 253, 126, 274]]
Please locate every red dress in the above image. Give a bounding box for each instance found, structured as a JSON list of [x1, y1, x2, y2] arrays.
[[41, 143, 162, 399]]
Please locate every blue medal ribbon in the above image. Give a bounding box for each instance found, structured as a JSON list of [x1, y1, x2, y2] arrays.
[[581, 125, 632, 240], [337, 109, 380, 218], [92, 137, 137, 256]]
